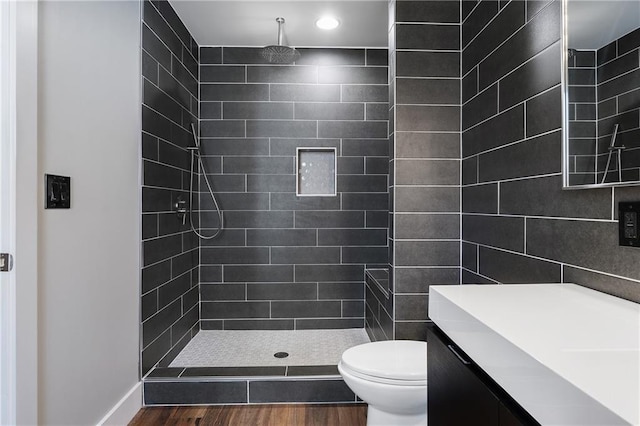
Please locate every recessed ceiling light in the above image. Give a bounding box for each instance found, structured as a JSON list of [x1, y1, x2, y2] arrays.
[[316, 17, 340, 30]]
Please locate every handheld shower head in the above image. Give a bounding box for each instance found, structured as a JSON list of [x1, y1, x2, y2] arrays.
[[189, 123, 200, 151], [600, 123, 626, 184], [185, 122, 224, 239]]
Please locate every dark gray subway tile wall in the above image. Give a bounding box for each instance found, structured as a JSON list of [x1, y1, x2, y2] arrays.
[[596, 28, 640, 183], [365, 271, 393, 342], [199, 46, 389, 330], [567, 50, 597, 185], [461, 0, 640, 302], [384, 0, 461, 343], [141, 0, 200, 376]]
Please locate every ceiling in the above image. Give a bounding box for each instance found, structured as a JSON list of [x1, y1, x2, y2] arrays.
[[169, 1, 640, 53], [568, 0, 640, 50], [169, 1, 389, 48]]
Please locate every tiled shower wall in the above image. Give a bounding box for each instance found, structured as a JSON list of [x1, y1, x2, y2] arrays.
[[381, 0, 461, 342], [140, 0, 200, 375], [461, 0, 640, 303], [596, 28, 640, 183], [197, 47, 390, 330], [567, 50, 597, 185]]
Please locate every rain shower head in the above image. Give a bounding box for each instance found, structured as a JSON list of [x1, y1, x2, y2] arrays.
[[262, 44, 300, 64], [261, 17, 300, 64]]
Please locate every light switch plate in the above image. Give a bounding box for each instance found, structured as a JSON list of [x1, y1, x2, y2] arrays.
[[45, 174, 71, 209]]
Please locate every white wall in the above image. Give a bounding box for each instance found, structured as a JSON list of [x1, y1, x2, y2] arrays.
[[38, 1, 141, 424], [15, 2, 39, 424]]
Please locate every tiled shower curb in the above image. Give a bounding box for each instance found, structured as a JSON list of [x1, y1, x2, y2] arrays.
[[143, 365, 358, 405]]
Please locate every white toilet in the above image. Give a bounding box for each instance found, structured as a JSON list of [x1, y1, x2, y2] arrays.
[[338, 340, 428, 426]]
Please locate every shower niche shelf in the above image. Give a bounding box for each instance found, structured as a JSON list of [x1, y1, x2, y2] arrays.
[[296, 148, 337, 197]]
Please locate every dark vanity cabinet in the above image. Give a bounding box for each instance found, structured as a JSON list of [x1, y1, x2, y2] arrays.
[[427, 326, 539, 426]]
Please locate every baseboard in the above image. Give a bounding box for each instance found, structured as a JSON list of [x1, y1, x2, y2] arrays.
[[96, 381, 142, 426]]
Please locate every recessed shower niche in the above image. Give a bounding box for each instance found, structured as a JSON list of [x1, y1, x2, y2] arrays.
[[296, 148, 337, 197]]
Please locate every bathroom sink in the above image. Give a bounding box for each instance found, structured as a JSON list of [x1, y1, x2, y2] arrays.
[[429, 284, 640, 425]]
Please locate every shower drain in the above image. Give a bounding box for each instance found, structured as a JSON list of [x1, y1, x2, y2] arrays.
[[274, 352, 289, 358]]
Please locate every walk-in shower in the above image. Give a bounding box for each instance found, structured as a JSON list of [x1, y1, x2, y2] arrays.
[[140, 0, 390, 406]]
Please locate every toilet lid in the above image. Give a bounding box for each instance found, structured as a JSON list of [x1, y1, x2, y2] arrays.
[[340, 340, 427, 382]]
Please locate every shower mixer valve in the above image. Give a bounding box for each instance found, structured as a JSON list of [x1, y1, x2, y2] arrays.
[[175, 197, 187, 225]]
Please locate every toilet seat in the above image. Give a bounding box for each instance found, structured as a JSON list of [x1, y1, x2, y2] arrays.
[[340, 340, 427, 386], [339, 361, 427, 386]]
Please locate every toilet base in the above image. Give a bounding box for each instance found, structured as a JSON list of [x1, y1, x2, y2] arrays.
[[367, 406, 427, 426]]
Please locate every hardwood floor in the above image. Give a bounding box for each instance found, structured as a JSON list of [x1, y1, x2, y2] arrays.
[[129, 403, 367, 426]]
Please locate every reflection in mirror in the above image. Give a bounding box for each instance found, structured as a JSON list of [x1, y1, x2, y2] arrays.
[[565, 0, 640, 187]]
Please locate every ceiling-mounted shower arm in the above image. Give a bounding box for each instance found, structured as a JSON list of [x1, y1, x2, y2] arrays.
[[276, 17, 285, 46]]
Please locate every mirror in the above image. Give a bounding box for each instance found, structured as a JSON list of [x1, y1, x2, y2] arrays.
[[564, 0, 640, 188]]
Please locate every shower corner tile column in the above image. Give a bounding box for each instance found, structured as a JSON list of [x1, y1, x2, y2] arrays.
[[386, 0, 462, 342], [140, 0, 201, 376]]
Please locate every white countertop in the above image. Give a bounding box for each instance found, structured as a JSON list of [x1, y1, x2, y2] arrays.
[[429, 284, 640, 426]]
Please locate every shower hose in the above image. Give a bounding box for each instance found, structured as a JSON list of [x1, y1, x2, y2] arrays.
[[188, 122, 223, 240]]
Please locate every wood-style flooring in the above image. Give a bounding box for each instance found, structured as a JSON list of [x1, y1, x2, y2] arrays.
[[129, 403, 367, 426]]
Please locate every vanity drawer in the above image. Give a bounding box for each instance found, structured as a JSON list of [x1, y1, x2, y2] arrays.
[[427, 325, 538, 426]]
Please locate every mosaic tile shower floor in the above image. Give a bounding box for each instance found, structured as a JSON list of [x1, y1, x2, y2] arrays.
[[169, 329, 370, 368]]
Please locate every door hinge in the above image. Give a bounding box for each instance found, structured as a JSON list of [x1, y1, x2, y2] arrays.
[[0, 253, 13, 272]]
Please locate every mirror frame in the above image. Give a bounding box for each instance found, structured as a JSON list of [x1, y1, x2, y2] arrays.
[[562, 0, 570, 188], [561, 0, 640, 189]]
